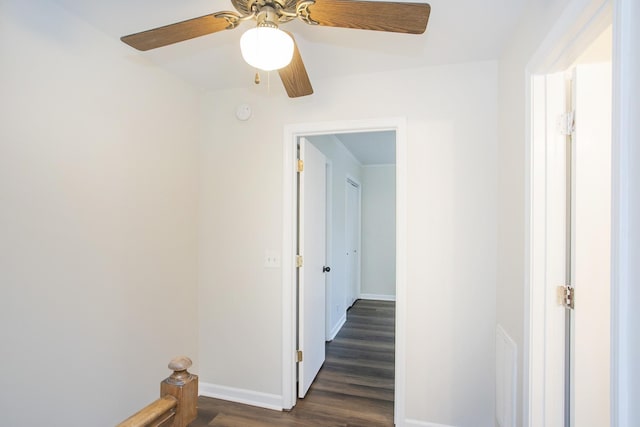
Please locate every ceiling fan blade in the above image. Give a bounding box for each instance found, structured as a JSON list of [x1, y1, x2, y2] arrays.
[[278, 33, 314, 98], [304, 0, 430, 34], [121, 14, 231, 51]]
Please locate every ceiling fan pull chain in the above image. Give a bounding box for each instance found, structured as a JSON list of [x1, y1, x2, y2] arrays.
[[254, 71, 261, 85]]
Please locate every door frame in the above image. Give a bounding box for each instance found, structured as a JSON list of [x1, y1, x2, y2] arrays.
[[524, 0, 613, 424], [529, 70, 572, 426], [610, 0, 640, 424], [345, 174, 362, 307], [281, 117, 407, 424]]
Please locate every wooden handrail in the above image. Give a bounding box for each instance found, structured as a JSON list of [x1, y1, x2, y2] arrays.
[[117, 356, 198, 427], [117, 395, 177, 427]]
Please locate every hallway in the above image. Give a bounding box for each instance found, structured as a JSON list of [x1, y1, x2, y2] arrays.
[[193, 299, 395, 426]]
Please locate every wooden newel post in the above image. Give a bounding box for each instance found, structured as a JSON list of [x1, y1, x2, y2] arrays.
[[160, 356, 198, 427]]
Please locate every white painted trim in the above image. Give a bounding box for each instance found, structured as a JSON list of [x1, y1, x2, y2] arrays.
[[527, 69, 579, 427], [527, 0, 612, 74], [282, 117, 407, 418], [345, 173, 362, 307], [611, 0, 640, 425], [199, 382, 283, 411], [524, 0, 612, 425], [524, 74, 548, 427], [403, 419, 457, 427], [522, 69, 534, 427], [394, 118, 408, 426], [281, 124, 297, 411], [359, 293, 396, 302], [327, 312, 346, 341]]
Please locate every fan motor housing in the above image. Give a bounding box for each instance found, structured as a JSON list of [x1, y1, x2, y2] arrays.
[[232, 0, 298, 16]]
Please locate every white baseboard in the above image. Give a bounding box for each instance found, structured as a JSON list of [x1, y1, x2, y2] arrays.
[[404, 419, 457, 427], [327, 312, 347, 341], [359, 293, 396, 301], [199, 382, 283, 411]]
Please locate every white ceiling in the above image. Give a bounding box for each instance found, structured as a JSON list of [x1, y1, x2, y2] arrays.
[[336, 131, 396, 165], [53, 0, 527, 92]]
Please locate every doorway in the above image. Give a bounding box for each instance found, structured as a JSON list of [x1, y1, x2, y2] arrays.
[[526, 3, 612, 424], [297, 131, 395, 396], [281, 118, 407, 425]]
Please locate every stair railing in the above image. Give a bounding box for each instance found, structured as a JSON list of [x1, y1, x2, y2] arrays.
[[117, 356, 198, 427]]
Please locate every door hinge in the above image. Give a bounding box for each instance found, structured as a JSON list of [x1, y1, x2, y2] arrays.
[[557, 111, 575, 136], [557, 284, 575, 309], [296, 255, 303, 268], [297, 159, 304, 172], [296, 350, 303, 362]]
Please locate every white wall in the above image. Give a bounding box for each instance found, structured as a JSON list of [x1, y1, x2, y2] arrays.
[[497, 0, 579, 425], [199, 60, 497, 426], [0, 1, 200, 425], [307, 134, 363, 336], [361, 165, 396, 298]]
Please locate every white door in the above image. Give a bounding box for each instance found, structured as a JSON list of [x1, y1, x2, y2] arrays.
[[345, 178, 360, 307], [297, 138, 326, 398], [570, 62, 611, 427]]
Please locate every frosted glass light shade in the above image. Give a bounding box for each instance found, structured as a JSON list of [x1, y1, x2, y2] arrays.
[[240, 26, 294, 71]]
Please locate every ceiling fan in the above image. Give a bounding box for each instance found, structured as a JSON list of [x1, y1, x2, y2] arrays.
[[121, 0, 431, 98]]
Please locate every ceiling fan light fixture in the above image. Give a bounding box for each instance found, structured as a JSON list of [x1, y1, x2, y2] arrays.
[[240, 25, 294, 71]]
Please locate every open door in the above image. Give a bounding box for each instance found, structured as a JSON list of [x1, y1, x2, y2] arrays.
[[570, 62, 611, 427], [297, 137, 327, 398]]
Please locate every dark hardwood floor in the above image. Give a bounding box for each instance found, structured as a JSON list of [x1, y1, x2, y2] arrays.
[[192, 299, 395, 427]]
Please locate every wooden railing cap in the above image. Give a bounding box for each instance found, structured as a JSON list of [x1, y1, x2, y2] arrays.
[[168, 356, 192, 372]]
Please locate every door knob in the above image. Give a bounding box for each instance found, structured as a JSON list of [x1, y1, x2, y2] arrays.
[[322, 266, 331, 273]]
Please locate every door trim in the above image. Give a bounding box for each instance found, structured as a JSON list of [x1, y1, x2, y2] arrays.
[[345, 174, 362, 307], [524, 0, 611, 424], [282, 117, 407, 425], [611, 1, 640, 424]]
